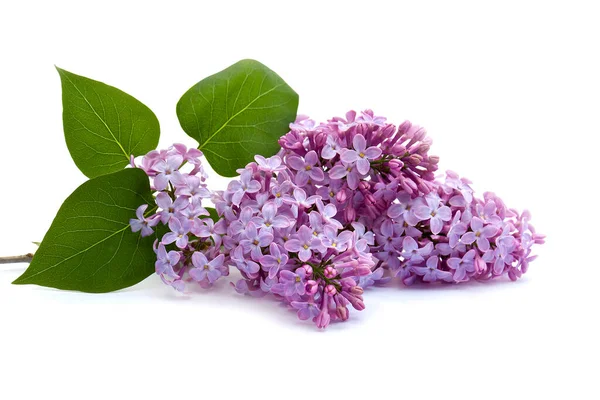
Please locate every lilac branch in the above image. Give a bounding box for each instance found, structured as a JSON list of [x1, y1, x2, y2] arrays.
[[0, 254, 34, 264]]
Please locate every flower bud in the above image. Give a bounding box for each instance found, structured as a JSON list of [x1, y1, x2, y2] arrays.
[[407, 154, 423, 166], [324, 266, 338, 279], [350, 286, 364, 296], [388, 159, 404, 169], [305, 280, 318, 295], [336, 306, 349, 321], [428, 155, 440, 164], [325, 284, 337, 296], [336, 189, 348, 203], [354, 266, 372, 277], [344, 206, 356, 223], [301, 264, 313, 276]]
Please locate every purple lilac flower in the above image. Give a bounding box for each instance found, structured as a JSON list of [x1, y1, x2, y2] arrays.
[[153, 154, 183, 191], [228, 169, 261, 206], [461, 217, 498, 251], [260, 243, 289, 279], [255, 155, 286, 173], [240, 222, 274, 261], [340, 134, 382, 174], [155, 192, 189, 223], [273, 268, 308, 296], [287, 150, 325, 186], [189, 253, 225, 284], [328, 161, 361, 190], [284, 225, 325, 262], [413, 256, 453, 282], [155, 243, 180, 278], [162, 217, 191, 249], [129, 204, 159, 237], [251, 202, 291, 231], [447, 250, 477, 282], [412, 194, 452, 234]]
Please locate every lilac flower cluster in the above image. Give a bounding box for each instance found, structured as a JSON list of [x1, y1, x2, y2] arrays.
[[279, 110, 438, 227], [129, 144, 227, 291], [278, 110, 543, 287], [278, 110, 439, 286], [213, 156, 374, 328], [374, 171, 545, 285], [129, 110, 543, 329]]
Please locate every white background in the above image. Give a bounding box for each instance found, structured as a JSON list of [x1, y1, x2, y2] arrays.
[[1, 1, 598, 399]]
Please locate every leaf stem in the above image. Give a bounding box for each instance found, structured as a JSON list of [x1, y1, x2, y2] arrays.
[[0, 254, 34, 264]]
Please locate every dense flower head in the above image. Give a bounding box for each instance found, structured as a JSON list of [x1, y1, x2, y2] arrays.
[[278, 110, 439, 231], [214, 156, 375, 329], [129, 144, 228, 291], [372, 171, 546, 285]]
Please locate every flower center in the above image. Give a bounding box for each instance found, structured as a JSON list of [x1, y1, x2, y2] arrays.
[[265, 222, 271, 227], [203, 265, 209, 270], [276, 192, 281, 198], [430, 211, 436, 217], [329, 191, 334, 197], [303, 244, 309, 250], [305, 165, 312, 171], [295, 276, 301, 282], [253, 239, 259, 245], [359, 152, 365, 158], [475, 231, 481, 237]]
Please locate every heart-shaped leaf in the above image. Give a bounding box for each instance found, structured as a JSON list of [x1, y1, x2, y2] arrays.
[[13, 168, 158, 293], [57, 67, 160, 178], [176, 59, 298, 177]]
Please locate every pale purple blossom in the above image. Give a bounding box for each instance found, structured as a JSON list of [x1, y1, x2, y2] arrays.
[[155, 243, 180, 278], [240, 222, 273, 260], [254, 155, 286, 173], [189, 253, 225, 284], [129, 204, 159, 237], [340, 134, 382, 175], [285, 225, 326, 262], [153, 154, 183, 191], [413, 194, 452, 234], [162, 217, 191, 249], [228, 169, 261, 206], [260, 243, 289, 279], [156, 192, 189, 223], [287, 150, 325, 186], [461, 217, 498, 251]]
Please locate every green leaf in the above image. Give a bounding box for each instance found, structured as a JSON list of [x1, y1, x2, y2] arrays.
[[206, 207, 219, 222], [176, 59, 298, 177], [57, 67, 160, 178], [13, 169, 157, 293]]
